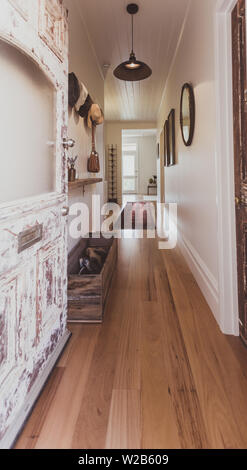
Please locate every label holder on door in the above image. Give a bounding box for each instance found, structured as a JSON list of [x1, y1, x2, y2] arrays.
[[18, 224, 43, 253]]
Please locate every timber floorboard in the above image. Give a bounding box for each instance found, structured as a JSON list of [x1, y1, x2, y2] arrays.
[[15, 235, 247, 449]]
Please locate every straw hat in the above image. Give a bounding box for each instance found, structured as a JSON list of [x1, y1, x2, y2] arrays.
[[87, 104, 104, 128]]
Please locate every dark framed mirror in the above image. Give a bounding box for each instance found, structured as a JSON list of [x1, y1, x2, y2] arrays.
[[168, 109, 175, 166], [164, 120, 169, 167], [180, 83, 195, 146]]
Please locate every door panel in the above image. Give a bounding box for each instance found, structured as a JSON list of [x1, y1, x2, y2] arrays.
[[0, 0, 69, 446], [122, 149, 139, 194], [36, 236, 65, 345], [123, 177, 137, 193], [0, 39, 56, 203], [232, 0, 247, 345], [0, 259, 37, 438]]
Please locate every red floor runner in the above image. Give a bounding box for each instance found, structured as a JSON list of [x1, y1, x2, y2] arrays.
[[120, 202, 156, 230]]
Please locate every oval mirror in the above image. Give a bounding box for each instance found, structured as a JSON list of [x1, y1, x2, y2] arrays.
[[180, 83, 195, 146]]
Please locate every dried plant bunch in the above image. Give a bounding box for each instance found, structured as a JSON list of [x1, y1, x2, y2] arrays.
[[68, 156, 78, 168]]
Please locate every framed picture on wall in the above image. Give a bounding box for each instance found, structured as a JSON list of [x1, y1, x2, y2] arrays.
[[167, 109, 175, 166], [164, 119, 170, 167]]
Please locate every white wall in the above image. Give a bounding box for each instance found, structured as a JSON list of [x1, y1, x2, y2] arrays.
[[64, 0, 106, 252], [157, 0, 220, 323]]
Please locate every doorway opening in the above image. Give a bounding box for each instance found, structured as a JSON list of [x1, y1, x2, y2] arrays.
[[215, 0, 239, 335], [122, 129, 157, 206]]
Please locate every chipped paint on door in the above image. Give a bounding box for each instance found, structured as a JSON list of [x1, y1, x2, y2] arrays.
[[0, 0, 69, 444]]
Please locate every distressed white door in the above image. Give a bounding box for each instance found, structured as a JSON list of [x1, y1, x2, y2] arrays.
[[0, 0, 70, 448]]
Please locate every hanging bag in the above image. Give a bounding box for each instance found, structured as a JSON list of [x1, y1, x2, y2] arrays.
[[87, 124, 100, 173]]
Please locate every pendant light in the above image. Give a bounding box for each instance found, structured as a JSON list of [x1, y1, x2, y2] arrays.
[[113, 3, 152, 82]]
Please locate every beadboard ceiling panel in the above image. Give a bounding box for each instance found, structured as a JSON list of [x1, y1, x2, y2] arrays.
[[74, 0, 189, 121]]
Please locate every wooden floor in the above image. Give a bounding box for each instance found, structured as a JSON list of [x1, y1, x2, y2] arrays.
[[16, 235, 247, 449]]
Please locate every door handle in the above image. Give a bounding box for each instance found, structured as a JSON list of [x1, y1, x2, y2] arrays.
[[63, 138, 75, 150], [61, 206, 69, 217], [235, 196, 241, 208]]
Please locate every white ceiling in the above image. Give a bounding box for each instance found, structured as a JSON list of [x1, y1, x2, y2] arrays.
[[75, 0, 189, 122], [122, 129, 157, 137]]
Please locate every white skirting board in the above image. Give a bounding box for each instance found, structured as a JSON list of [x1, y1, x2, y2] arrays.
[[178, 233, 220, 326], [0, 329, 72, 450]]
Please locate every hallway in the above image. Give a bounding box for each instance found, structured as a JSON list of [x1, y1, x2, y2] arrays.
[[16, 236, 247, 449], [2, 0, 247, 454]]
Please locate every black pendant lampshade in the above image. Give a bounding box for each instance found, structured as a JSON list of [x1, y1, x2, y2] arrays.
[[113, 3, 152, 82]]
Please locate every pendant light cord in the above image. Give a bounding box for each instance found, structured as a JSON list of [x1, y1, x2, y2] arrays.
[[131, 14, 134, 54]]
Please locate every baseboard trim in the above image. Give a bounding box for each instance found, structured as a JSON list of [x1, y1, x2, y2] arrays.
[[178, 233, 220, 324], [0, 329, 71, 450]]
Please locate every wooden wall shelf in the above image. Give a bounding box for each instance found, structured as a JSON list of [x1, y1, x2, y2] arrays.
[[68, 178, 103, 194]]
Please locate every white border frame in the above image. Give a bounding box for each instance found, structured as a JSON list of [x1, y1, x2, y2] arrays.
[[215, 0, 239, 334]]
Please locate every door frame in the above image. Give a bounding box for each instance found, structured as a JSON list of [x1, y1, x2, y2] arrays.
[[215, 0, 239, 335]]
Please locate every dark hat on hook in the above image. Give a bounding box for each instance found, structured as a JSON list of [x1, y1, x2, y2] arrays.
[[68, 72, 80, 108], [78, 94, 93, 118]]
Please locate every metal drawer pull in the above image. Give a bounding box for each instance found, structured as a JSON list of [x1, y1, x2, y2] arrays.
[[61, 206, 69, 217]]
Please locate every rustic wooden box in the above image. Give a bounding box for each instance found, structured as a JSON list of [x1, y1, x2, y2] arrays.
[[68, 236, 118, 323]]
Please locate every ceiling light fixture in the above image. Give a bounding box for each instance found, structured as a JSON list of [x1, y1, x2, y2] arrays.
[[113, 3, 152, 82]]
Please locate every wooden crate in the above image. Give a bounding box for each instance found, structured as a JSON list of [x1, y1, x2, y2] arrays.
[[67, 236, 118, 323]]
